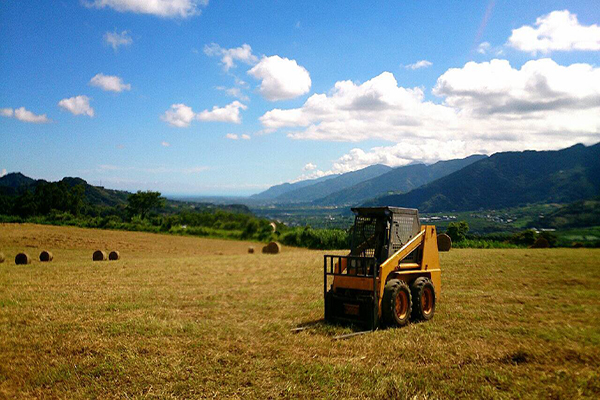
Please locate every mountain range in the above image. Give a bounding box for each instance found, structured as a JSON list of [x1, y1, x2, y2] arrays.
[[369, 143, 600, 211], [252, 142, 600, 212]]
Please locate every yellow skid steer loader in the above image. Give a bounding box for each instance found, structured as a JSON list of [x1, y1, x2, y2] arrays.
[[324, 207, 440, 329]]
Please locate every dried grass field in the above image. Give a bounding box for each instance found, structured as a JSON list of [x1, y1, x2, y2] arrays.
[[1, 223, 599, 399]]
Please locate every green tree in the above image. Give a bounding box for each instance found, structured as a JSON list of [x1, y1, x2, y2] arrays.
[[510, 229, 538, 246], [127, 191, 165, 219], [446, 221, 469, 242]]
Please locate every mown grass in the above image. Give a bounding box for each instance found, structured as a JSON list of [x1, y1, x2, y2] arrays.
[[0, 223, 599, 398]]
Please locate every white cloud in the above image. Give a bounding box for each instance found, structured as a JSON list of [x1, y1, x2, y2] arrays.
[[0, 169, 6, 177], [248, 55, 311, 101], [161, 103, 195, 127], [204, 43, 258, 71], [58, 96, 94, 117], [303, 162, 317, 171], [405, 60, 432, 70], [15, 107, 52, 123], [90, 73, 131, 92], [216, 86, 249, 102], [477, 42, 491, 54], [508, 10, 600, 54], [87, 0, 207, 18], [241, 134, 251, 140], [226, 133, 238, 140], [161, 101, 246, 127], [197, 101, 247, 123], [103, 30, 132, 50], [259, 60, 600, 171], [1, 107, 51, 123], [161, 141, 170, 147]]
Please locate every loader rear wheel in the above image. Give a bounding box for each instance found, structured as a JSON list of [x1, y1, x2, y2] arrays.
[[382, 279, 412, 327], [410, 277, 436, 321]]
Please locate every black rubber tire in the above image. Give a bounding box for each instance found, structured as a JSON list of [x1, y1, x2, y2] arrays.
[[410, 277, 436, 321], [382, 279, 412, 327]]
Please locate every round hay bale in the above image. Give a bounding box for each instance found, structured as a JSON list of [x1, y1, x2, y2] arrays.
[[437, 233, 452, 252], [248, 247, 255, 254], [39, 250, 54, 262], [92, 250, 108, 261], [262, 241, 281, 254], [15, 252, 31, 265], [531, 237, 550, 248], [0, 252, 5, 263], [108, 250, 120, 261]]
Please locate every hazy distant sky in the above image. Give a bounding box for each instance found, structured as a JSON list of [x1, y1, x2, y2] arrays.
[[1, 1, 599, 195]]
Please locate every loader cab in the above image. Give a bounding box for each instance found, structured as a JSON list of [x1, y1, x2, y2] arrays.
[[349, 207, 421, 265]]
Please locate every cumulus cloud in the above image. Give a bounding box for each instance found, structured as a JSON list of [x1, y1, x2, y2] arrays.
[[87, 0, 207, 18], [103, 30, 132, 50], [248, 55, 311, 101], [1, 107, 51, 123], [241, 134, 251, 140], [161, 101, 246, 127], [204, 43, 258, 71], [260, 59, 600, 171], [226, 133, 238, 140], [405, 60, 432, 70], [58, 96, 94, 117], [303, 163, 317, 171], [161, 141, 170, 147], [0, 169, 6, 177], [197, 101, 247, 123], [508, 10, 600, 54], [90, 73, 131, 92], [161, 103, 195, 127]]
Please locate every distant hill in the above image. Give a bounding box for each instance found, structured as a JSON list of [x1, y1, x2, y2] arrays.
[[0, 173, 130, 208], [368, 143, 600, 212], [272, 164, 393, 204], [250, 174, 338, 201], [315, 155, 487, 206], [533, 198, 600, 229], [0, 172, 35, 193]]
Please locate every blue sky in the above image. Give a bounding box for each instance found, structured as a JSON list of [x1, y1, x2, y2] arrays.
[[1, 0, 599, 195]]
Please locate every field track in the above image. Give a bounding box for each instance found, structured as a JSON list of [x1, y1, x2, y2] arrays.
[[1, 223, 599, 398]]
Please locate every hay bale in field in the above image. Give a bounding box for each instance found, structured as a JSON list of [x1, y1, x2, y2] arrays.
[[248, 247, 255, 254], [531, 237, 550, 248], [262, 241, 281, 254], [0, 252, 5, 263], [437, 233, 452, 252], [39, 250, 54, 262], [92, 250, 107, 261], [15, 252, 31, 265], [108, 251, 120, 260]]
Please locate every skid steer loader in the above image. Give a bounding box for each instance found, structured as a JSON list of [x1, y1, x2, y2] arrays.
[[324, 207, 440, 329]]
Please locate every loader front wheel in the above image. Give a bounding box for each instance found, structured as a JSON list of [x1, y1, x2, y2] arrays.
[[382, 279, 412, 327], [410, 277, 436, 321]]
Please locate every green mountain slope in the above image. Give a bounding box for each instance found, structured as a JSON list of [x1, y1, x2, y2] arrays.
[[273, 164, 393, 204], [315, 155, 487, 206], [368, 143, 600, 212], [0, 173, 130, 207], [249, 174, 338, 201]]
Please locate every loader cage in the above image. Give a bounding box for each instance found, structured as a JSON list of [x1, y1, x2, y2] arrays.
[[324, 255, 379, 329]]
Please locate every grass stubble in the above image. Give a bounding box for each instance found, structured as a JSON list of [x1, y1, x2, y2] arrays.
[[0, 223, 599, 398]]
